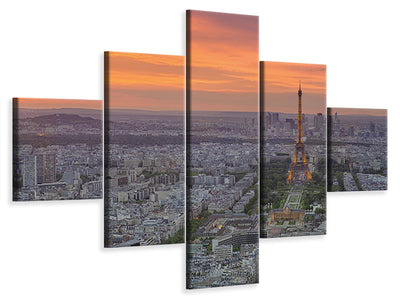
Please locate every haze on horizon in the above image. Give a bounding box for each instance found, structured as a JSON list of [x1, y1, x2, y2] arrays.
[[328, 107, 387, 117], [14, 98, 102, 110]]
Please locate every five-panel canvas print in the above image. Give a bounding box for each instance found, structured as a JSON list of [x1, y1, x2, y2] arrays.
[[11, 9, 388, 290]]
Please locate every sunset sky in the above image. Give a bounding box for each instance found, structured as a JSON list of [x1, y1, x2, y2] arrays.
[[15, 98, 102, 110], [106, 52, 184, 111], [187, 10, 259, 112], [328, 107, 387, 117], [262, 61, 326, 115]]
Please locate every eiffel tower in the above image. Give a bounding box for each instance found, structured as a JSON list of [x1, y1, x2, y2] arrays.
[[287, 81, 312, 183]]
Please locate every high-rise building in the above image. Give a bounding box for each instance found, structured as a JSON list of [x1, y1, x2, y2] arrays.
[[266, 112, 272, 127], [314, 113, 324, 131], [272, 112, 279, 124], [370, 122, 376, 133], [36, 154, 56, 184], [349, 126, 355, 137], [23, 156, 37, 187], [285, 118, 296, 130]]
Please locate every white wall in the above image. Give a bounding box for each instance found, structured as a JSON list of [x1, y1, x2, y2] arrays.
[[1, 1, 399, 299]]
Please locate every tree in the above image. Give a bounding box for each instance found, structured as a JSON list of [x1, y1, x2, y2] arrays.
[[161, 228, 184, 244]]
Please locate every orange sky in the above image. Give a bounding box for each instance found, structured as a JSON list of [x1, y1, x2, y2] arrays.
[[262, 61, 326, 115], [14, 98, 102, 110], [187, 10, 259, 112], [106, 52, 184, 111], [328, 107, 387, 117]]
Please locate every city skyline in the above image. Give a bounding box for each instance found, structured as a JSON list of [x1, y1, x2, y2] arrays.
[[329, 107, 387, 117]]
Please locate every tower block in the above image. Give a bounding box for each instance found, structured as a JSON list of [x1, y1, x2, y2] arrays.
[[287, 81, 312, 183]]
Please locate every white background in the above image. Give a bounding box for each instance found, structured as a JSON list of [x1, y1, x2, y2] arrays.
[[1, 1, 399, 299]]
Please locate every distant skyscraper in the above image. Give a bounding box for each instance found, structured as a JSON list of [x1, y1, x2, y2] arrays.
[[272, 112, 279, 124], [285, 118, 296, 130], [349, 126, 355, 137], [370, 122, 376, 133], [314, 113, 323, 131], [23, 156, 37, 187], [265, 112, 272, 128], [36, 154, 56, 184]]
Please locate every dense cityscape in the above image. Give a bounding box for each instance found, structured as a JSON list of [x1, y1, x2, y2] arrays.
[[327, 109, 387, 191], [261, 111, 327, 238], [104, 110, 185, 247], [13, 106, 103, 201], [187, 112, 259, 288]]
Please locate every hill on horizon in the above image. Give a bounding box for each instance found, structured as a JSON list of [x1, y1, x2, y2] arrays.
[[15, 108, 102, 120], [22, 113, 102, 127]]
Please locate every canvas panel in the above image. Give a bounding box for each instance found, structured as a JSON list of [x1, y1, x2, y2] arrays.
[[260, 61, 327, 238], [104, 52, 185, 247], [186, 10, 259, 289], [327, 107, 387, 191], [12, 98, 103, 201]]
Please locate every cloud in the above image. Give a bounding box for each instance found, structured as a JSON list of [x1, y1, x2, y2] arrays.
[[328, 107, 387, 117], [107, 52, 184, 110], [187, 10, 259, 112], [261, 61, 326, 114], [15, 98, 102, 110]]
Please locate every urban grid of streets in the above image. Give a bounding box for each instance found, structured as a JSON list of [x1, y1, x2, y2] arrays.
[[187, 112, 259, 289], [13, 110, 103, 201], [261, 112, 327, 238], [104, 112, 185, 247]]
